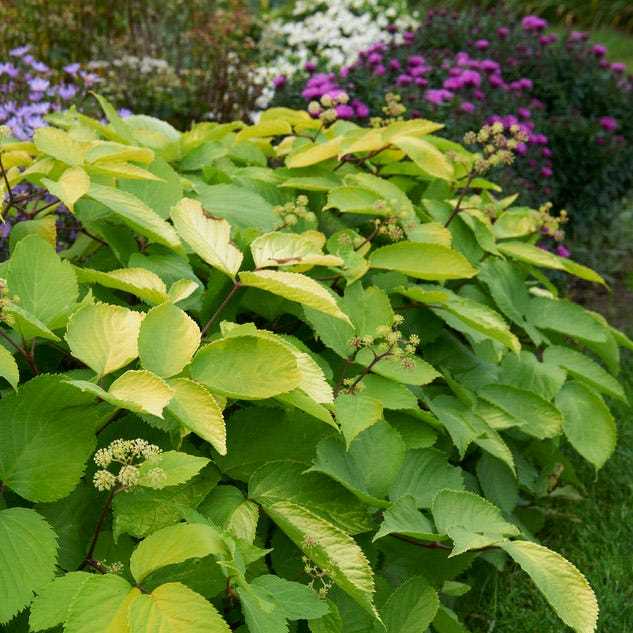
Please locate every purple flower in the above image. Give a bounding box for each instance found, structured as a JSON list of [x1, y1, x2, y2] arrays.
[[518, 107, 531, 119], [480, 59, 500, 73], [424, 89, 454, 105], [541, 166, 553, 177], [475, 39, 490, 51], [387, 24, 398, 34], [57, 84, 78, 100], [63, 63, 81, 75], [539, 34, 557, 46], [414, 77, 428, 87], [569, 31, 587, 42], [304, 61, 317, 73], [373, 64, 386, 76], [388, 59, 401, 71], [497, 26, 510, 39], [396, 74, 413, 86], [335, 104, 355, 120], [522, 15, 548, 32], [28, 77, 49, 92], [0, 222, 11, 239], [118, 108, 132, 118], [460, 101, 475, 113], [0, 62, 19, 78], [352, 100, 370, 118], [592, 44, 607, 58], [611, 62, 626, 74], [599, 116, 618, 132], [542, 147, 553, 158], [403, 31, 415, 44], [339, 66, 350, 78], [30, 60, 49, 73], [408, 55, 425, 67], [516, 142, 528, 156], [489, 74, 504, 88], [273, 74, 287, 89], [9, 45, 31, 57], [556, 244, 570, 258]]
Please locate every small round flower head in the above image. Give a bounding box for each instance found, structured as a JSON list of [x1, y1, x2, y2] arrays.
[[393, 314, 405, 325], [94, 448, 112, 468], [409, 334, 420, 346], [93, 469, 116, 492], [141, 443, 161, 460], [144, 467, 167, 487], [109, 439, 130, 462], [117, 464, 140, 489]]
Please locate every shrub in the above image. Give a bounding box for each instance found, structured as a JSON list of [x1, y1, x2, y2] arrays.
[[1, 97, 630, 632], [271, 7, 633, 237]]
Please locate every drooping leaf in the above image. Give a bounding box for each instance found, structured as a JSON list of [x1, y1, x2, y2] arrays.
[[335, 393, 384, 448], [373, 495, 441, 543], [75, 266, 169, 305], [137, 451, 210, 489], [381, 575, 440, 633], [0, 344, 19, 390], [0, 507, 58, 624], [250, 231, 343, 269], [392, 134, 453, 180], [41, 165, 90, 211]]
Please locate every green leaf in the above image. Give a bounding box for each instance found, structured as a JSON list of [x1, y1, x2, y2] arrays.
[[0, 375, 100, 502], [29, 572, 92, 632], [369, 242, 476, 281], [249, 461, 374, 535], [392, 134, 453, 180], [500, 541, 598, 633], [341, 284, 393, 338], [326, 186, 383, 215], [250, 231, 343, 269], [75, 266, 169, 305], [65, 303, 144, 377], [251, 575, 330, 620], [390, 449, 464, 509], [556, 382, 616, 470], [138, 303, 201, 378], [33, 126, 85, 165], [382, 575, 440, 633], [0, 508, 58, 624], [130, 523, 226, 583], [171, 198, 243, 278], [302, 306, 355, 358], [373, 495, 441, 542], [476, 453, 519, 515], [498, 351, 566, 401], [335, 393, 384, 448], [309, 600, 342, 633], [63, 573, 141, 633], [0, 344, 19, 390], [6, 234, 78, 330], [88, 183, 182, 251], [262, 500, 377, 616], [355, 348, 440, 386], [166, 378, 226, 455], [240, 270, 352, 323], [544, 346, 626, 402], [137, 451, 210, 489], [198, 485, 259, 542], [194, 182, 276, 231], [432, 490, 519, 556], [286, 137, 342, 168], [191, 334, 301, 400], [361, 375, 417, 410], [41, 166, 90, 211], [235, 583, 289, 633], [478, 384, 563, 439]]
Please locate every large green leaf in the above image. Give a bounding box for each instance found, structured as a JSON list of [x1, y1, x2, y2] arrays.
[[41, 165, 90, 212], [137, 451, 210, 489], [138, 303, 201, 378], [0, 376, 100, 502], [369, 242, 476, 280], [382, 575, 440, 633], [6, 234, 78, 331], [65, 303, 144, 377], [130, 522, 226, 583], [0, 508, 58, 624], [240, 270, 351, 323], [171, 197, 243, 278], [392, 134, 453, 180], [500, 541, 598, 633], [0, 344, 19, 390], [198, 485, 259, 542], [190, 335, 301, 399], [556, 381, 616, 470], [75, 266, 169, 305], [335, 393, 384, 448], [373, 495, 441, 543], [250, 231, 343, 269]]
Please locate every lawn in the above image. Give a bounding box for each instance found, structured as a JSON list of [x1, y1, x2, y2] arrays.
[[460, 352, 633, 632]]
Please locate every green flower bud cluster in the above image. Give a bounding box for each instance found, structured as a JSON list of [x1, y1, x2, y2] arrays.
[[463, 123, 529, 174], [274, 194, 316, 229], [93, 438, 162, 492], [538, 202, 569, 241], [307, 91, 349, 123], [302, 536, 333, 599]]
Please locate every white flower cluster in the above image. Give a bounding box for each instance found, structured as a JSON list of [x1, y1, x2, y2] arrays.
[[255, 0, 419, 108], [88, 55, 172, 75]]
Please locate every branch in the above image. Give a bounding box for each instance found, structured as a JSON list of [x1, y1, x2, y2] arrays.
[[345, 345, 394, 393], [80, 487, 117, 570], [0, 329, 39, 375], [201, 281, 241, 338], [391, 533, 451, 550], [444, 170, 476, 228]]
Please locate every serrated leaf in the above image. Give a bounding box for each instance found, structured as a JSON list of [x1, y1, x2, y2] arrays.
[[556, 381, 616, 470], [392, 135, 453, 180], [0, 344, 19, 390], [240, 270, 351, 323], [369, 242, 476, 280], [262, 500, 376, 616], [252, 575, 329, 620], [138, 451, 209, 489], [88, 183, 182, 251], [130, 523, 226, 583], [6, 234, 78, 330], [500, 541, 598, 633], [355, 347, 440, 386], [432, 490, 519, 556], [33, 126, 85, 165], [335, 393, 383, 448], [166, 378, 226, 454], [171, 197, 243, 278], [191, 334, 301, 399], [65, 303, 144, 377], [250, 231, 343, 269], [373, 495, 441, 542], [0, 508, 58, 624], [544, 346, 626, 402], [66, 370, 174, 418], [41, 166, 90, 211], [29, 572, 92, 632], [198, 485, 259, 542], [0, 375, 100, 502], [138, 303, 201, 378], [75, 266, 169, 305], [382, 575, 440, 633], [64, 574, 141, 633], [390, 448, 464, 509], [286, 137, 342, 168]]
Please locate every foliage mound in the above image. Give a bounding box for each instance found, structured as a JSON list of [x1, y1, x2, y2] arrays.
[[0, 98, 630, 633], [272, 7, 633, 237]]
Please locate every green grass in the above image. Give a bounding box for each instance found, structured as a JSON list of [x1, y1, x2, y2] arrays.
[[458, 353, 633, 632], [588, 28, 633, 69]]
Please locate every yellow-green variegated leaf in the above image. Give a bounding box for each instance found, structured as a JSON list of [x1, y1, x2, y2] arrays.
[[239, 270, 351, 324], [250, 231, 343, 269], [75, 267, 168, 305], [286, 137, 343, 168], [128, 582, 231, 633], [33, 127, 86, 166], [2, 303, 61, 342], [84, 141, 154, 165], [171, 198, 243, 278], [65, 303, 144, 377], [501, 541, 598, 633], [41, 166, 90, 212], [261, 500, 377, 617], [166, 378, 226, 455], [369, 242, 477, 280], [87, 161, 162, 182], [392, 135, 453, 180], [236, 120, 292, 141], [66, 370, 174, 418], [138, 303, 201, 378], [0, 345, 19, 390], [168, 279, 199, 304]]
